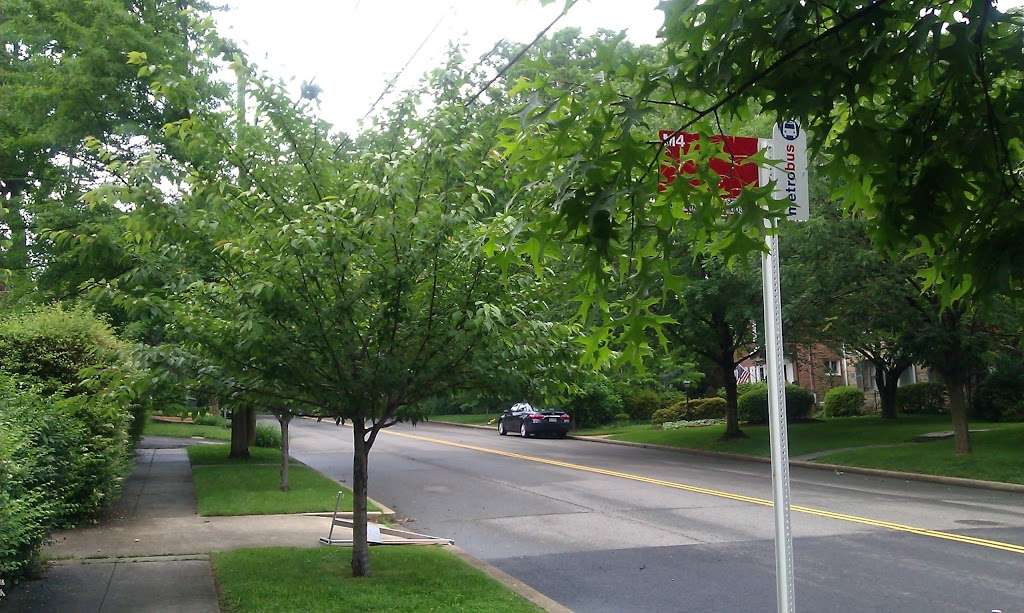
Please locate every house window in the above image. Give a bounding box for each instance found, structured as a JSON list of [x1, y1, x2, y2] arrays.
[[824, 360, 839, 376]]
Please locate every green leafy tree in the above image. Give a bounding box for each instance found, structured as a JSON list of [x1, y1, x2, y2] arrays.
[[0, 0, 213, 299], [663, 254, 762, 438], [659, 0, 1024, 301], [96, 45, 572, 576], [782, 211, 925, 420]]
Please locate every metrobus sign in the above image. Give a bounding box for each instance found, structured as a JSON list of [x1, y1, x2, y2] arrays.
[[658, 122, 808, 221]]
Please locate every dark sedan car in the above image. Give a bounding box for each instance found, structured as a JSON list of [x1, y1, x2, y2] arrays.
[[497, 402, 571, 438]]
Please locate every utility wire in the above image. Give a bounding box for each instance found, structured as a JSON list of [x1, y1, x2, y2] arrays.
[[464, 0, 579, 106], [362, 14, 447, 120]]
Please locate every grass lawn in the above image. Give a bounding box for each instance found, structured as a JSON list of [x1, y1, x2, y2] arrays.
[[578, 416, 1016, 458], [429, 413, 497, 426], [817, 424, 1024, 484], [144, 419, 231, 441], [190, 462, 374, 516], [186, 444, 298, 466], [213, 546, 540, 613]]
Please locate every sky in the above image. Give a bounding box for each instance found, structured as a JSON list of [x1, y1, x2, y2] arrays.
[[215, 1, 1024, 135], [214, 0, 662, 133]]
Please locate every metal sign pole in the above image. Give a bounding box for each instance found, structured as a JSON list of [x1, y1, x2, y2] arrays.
[[761, 225, 796, 613]]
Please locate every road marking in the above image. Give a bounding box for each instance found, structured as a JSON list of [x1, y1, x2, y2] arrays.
[[383, 429, 1024, 556]]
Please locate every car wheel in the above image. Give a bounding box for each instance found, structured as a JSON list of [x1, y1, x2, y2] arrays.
[[520, 423, 529, 438], [498, 421, 506, 436]]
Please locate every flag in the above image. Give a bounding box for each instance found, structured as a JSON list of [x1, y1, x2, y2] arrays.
[[735, 365, 751, 384]]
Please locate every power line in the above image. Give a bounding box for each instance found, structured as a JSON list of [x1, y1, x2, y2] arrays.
[[362, 14, 447, 120], [464, 0, 579, 106]]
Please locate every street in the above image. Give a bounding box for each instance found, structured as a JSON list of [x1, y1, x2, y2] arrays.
[[288, 419, 1024, 612]]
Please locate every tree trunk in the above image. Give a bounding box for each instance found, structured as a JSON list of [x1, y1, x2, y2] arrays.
[[720, 358, 745, 439], [947, 378, 972, 454], [246, 406, 257, 446], [874, 363, 902, 420], [351, 419, 370, 577], [278, 413, 292, 491], [229, 408, 250, 459]]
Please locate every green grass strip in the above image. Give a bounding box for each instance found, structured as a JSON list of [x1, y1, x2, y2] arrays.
[[213, 546, 540, 613]]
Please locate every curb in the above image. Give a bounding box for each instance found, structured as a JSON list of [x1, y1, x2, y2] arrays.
[[429, 420, 495, 431], [445, 545, 573, 613], [567, 434, 1024, 493]]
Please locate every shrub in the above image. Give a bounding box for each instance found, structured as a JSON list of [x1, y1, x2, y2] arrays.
[[682, 397, 727, 420], [613, 412, 631, 423], [973, 365, 1024, 422], [194, 413, 228, 427], [0, 305, 121, 396], [651, 406, 681, 425], [0, 373, 131, 586], [621, 388, 663, 421], [563, 380, 623, 428], [254, 423, 282, 448], [737, 384, 815, 423], [822, 386, 865, 418], [896, 382, 947, 415]]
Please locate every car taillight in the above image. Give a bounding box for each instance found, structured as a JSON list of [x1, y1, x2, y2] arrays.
[[561, 414, 571, 421], [529, 414, 545, 421]]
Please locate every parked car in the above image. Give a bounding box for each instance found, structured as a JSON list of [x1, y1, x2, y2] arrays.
[[497, 402, 571, 438]]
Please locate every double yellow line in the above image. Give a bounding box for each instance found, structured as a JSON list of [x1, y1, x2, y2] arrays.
[[386, 429, 1024, 556]]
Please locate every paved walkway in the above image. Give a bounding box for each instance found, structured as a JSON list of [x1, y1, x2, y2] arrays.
[[2, 439, 337, 613]]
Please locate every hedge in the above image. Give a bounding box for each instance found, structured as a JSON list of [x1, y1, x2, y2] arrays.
[[621, 388, 663, 421], [973, 365, 1024, 422], [822, 386, 865, 417], [563, 380, 623, 428], [0, 306, 135, 588], [651, 397, 727, 425], [895, 382, 947, 415], [737, 383, 815, 423]]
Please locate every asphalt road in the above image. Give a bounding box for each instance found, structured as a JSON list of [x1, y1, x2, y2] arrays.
[[287, 418, 1024, 613]]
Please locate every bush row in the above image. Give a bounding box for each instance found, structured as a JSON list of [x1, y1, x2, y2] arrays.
[[651, 397, 728, 425], [0, 306, 135, 587]]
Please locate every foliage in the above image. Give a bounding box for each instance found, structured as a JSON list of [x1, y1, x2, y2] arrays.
[[254, 423, 282, 449], [193, 413, 227, 427], [737, 383, 815, 423], [652, 396, 727, 424], [620, 388, 664, 421], [822, 386, 866, 418], [896, 382, 948, 415], [662, 0, 1024, 300], [682, 397, 728, 420], [973, 365, 1024, 422], [562, 379, 623, 428], [613, 412, 631, 424], [0, 304, 122, 395], [0, 373, 131, 585]]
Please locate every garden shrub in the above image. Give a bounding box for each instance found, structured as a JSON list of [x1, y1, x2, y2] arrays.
[[822, 386, 865, 417], [0, 305, 121, 396], [896, 382, 947, 415], [194, 413, 228, 427], [737, 384, 815, 423], [563, 379, 623, 428], [254, 423, 282, 448], [613, 412, 631, 423], [681, 397, 727, 420], [973, 365, 1024, 422], [651, 406, 681, 425], [0, 373, 131, 586], [621, 388, 663, 421]]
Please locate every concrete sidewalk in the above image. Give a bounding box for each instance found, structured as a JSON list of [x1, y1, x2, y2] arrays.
[[3, 439, 362, 612]]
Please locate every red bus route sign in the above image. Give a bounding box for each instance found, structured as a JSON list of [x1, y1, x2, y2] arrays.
[[657, 130, 760, 197]]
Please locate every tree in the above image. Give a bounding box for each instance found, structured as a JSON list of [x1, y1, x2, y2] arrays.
[[782, 211, 926, 419], [97, 47, 571, 577], [663, 254, 762, 437], [0, 0, 213, 299], [659, 0, 1024, 301]]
